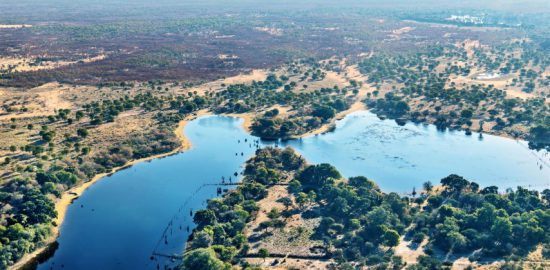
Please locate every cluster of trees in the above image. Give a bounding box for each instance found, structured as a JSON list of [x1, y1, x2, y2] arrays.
[[250, 98, 347, 139], [411, 174, 550, 260], [289, 164, 410, 267], [0, 179, 56, 268], [359, 44, 549, 149], [212, 76, 291, 114], [84, 91, 207, 173], [182, 147, 305, 269], [251, 117, 308, 139], [0, 88, 208, 268], [184, 148, 409, 269], [171, 95, 208, 115], [211, 73, 351, 139], [85, 92, 169, 125], [183, 148, 550, 269], [93, 129, 180, 172], [528, 125, 549, 150], [367, 92, 410, 119]]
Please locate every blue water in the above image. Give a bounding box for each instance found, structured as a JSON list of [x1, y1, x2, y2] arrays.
[[38, 111, 549, 270], [38, 116, 260, 270], [283, 111, 549, 192]]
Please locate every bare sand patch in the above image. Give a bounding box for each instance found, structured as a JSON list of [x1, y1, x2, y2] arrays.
[[389, 26, 415, 39], [504, 88, 536, 99], [223, 69, 268, 84], [300, 70, 350, 93], [254, 27, 283, 36], [457, 39, 482, 57], [223, 112, 254, 132], [217, 54, 239, 60], [0, 24, 32, 29], [183, 69, 268, 96], [394, 238, 427, 265], [447, 71, 537, 100], [450, 245, 549, 269], [344, 64, 364, 79], [0, 54, 106, 72], [392, 26, 414, 35], [0, 82, 74, 120]]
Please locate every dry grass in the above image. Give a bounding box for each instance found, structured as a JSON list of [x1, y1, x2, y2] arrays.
[[0, 82, 75, 121], [0, 55, 106, 73], [243, 179, 327, 269], [246, 257, 332, 269]]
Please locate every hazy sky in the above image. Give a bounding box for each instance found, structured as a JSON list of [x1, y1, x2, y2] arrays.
[[0, 0, 548, 23]]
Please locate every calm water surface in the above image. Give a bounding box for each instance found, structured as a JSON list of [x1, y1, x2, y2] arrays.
[[284, 111, 549, 192], [39, 111, 549, 270], [39, 116, 260, 270]]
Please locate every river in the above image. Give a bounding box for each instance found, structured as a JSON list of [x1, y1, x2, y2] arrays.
[[38, 111, 549, 270]]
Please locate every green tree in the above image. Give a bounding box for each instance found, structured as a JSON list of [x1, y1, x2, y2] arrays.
[[349, 176, 375, 189], [441, 174, 469, 194], [295, 192, 309, 209], [277, 197, 293, 210], [194, 210, 217, 228], [77, 128, 89, 138], [288, 179, 302, 194], [383, 229, 400, 248], [461, 109, 473, 119], [267, 208, 280, 220], [297, 164, 341, 187], [423, 181, 433, 193], [180, 248, 227, 270], [491, 217, 512, 242], [258, 248, 269, 262], [192, 231, 213, 249]]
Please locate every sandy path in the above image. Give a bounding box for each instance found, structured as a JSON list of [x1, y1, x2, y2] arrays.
[[394, 238, 428, 265]]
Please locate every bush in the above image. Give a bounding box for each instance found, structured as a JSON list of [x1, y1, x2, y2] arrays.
[[412, 232, 426, 244]]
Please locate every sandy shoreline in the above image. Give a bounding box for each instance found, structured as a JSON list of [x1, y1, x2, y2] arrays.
[[9, 106, 323, 268], [10, 104, 524, 269], [11, 108, 258, 269], [223, 112, 254, 132], [10, 112, 200, 270], [299, 101, 366, 138]]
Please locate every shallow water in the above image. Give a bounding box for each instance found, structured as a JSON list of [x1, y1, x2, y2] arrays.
[[38, 111, 549, 270]]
